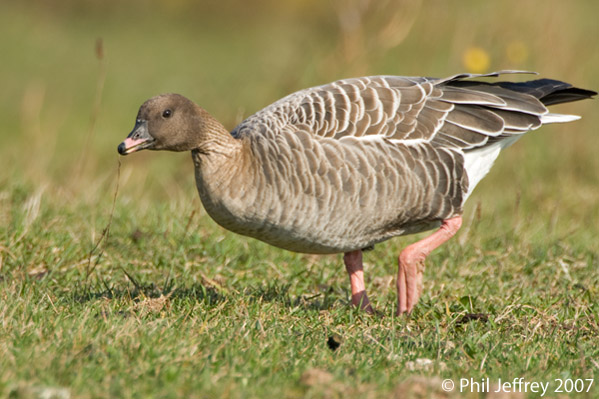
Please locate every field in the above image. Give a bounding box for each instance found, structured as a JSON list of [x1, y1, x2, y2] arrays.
[[1, 1, 598, 398]]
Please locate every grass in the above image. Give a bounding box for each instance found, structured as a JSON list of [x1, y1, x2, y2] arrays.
[[1, 1, 599, 398], [2, 183, 599, 398]]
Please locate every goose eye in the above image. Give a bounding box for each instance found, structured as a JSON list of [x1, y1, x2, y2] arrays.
[[162, 109, 172, 118]]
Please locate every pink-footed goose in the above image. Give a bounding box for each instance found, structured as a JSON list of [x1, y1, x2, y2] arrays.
[[118, 71, 595, 315]]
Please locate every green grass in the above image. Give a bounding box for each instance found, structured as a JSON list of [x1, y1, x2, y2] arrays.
[[1, 1, 599, 398]]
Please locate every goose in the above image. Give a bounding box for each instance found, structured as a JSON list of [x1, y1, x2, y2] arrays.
[[118, 71, 595, 315]]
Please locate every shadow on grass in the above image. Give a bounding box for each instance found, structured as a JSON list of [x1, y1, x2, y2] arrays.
[[72, 279, 224, 306], [246, 283, 346, 311], [71, 278, 345, 312]]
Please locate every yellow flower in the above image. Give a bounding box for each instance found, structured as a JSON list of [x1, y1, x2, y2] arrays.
[[462, 47, 490, 74]]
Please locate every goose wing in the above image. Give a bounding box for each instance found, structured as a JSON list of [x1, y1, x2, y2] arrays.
[[231, 71, 554, 150]]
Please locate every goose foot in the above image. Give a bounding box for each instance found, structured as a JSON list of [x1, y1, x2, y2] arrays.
[[397, 216, 462, 315], [344, 250, 374, 313]]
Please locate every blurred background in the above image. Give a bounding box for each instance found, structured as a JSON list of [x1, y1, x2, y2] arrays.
[[1, 0, 597, 223]]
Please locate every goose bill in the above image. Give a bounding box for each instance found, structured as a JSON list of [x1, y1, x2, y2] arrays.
[[118, 120, 155, 155]]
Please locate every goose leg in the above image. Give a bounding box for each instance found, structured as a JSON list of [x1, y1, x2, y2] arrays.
[[397, 216, 462, 315], [344, 250, 374, 313]]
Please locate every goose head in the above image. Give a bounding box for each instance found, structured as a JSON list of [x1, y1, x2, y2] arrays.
[[118, 93, 217, 155]]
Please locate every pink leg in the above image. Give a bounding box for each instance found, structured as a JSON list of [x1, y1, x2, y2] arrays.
[[397, 216, 462, 315], [344, 250, 374, 313]]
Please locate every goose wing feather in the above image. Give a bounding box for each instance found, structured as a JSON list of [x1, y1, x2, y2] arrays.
[[231, 71, 551, 152]]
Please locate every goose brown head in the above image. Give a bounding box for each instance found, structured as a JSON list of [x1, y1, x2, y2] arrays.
[[118, 93, 226, 155]]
